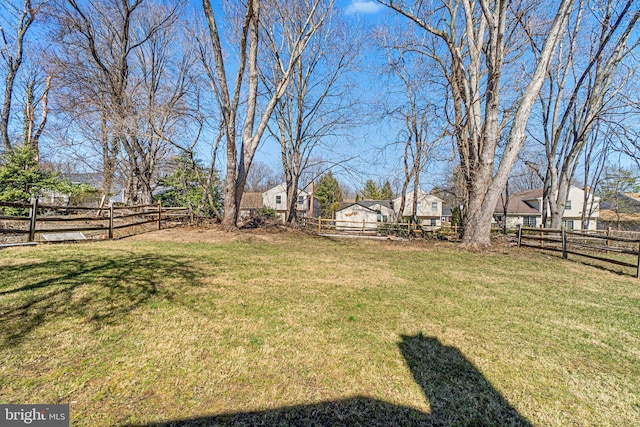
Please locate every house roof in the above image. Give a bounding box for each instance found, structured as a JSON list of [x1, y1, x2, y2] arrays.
[[624, 193, 640, 203], [600, 193, 640, 211], [357, 199, 393, 210], [240, 192, 263, 209], [442, 207, 455, 216], [337, 201, 379, 213], [494, 189, 542, 215], [63, 172, 103, 188], [514, 188, 543, 200]]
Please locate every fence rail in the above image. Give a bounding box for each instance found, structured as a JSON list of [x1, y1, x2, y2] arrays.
[[517, 225, 640, 278], [306, 217, 463, 238], [0, 199, 192, 244]]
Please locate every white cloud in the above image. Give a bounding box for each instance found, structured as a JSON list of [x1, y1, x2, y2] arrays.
[[345, 0, 384, 15]]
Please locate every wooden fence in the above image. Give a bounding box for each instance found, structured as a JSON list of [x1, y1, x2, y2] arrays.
[[307, 217, 461, 238], [517, 225, 640, 278], [0, 199, 191, 244]]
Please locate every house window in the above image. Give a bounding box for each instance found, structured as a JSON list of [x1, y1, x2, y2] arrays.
[[298, 195, 304, 205], [523, 216, 537, 227], [565, 200, 572, 210], [430, 218, 436, 226], [564, 220, 574, 230], [431, 202, 438, 211], [276, 195, 282, 204]]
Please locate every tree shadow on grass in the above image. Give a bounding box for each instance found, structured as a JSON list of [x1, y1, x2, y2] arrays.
[[128, 334, 531, 427], [0, 252, 202, 348]]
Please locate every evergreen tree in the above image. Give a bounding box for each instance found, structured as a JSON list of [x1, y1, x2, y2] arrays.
[[0, 145, 57, 203], [380, 180, 393, 199], [451, 206, 463, 227], [360, 179, 381, 199], [0, 145, 86, 214], [155, 155, 222, 217], [315, 172, 343, 218]]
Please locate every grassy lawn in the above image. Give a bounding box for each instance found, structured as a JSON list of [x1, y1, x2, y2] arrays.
[[0, 229, 638, 426]]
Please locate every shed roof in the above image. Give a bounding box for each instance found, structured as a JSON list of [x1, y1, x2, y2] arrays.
[[357, 200, 393, 210], [336, 202, 376, 213], [240, 192, 263, 209]]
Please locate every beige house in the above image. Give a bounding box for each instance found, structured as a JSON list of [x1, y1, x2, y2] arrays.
[[392, 191, 443, 226], [494, 186, 599, 230], [262, 183, 311, 222]]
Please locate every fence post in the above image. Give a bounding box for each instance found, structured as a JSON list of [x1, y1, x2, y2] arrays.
[[362, 220, 365, 234], [157, 201, 162, 230], [636, 240, 640, 279], [108, 202, 114, 239], [517, 224, 522, 247], [28, 197, 38, 242], [562, 223, 568, 259], [318, 217, 321, 233], [607, 227, 611, 248]]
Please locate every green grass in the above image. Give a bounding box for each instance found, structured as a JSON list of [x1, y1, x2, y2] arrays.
[[0, 231, 638, 426]]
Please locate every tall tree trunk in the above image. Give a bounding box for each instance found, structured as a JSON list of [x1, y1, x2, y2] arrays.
[[1, 2, 35, 151]]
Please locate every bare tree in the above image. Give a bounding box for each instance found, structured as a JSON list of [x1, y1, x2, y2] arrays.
[[381, 48, 444, 224], [377, 0, 573, 247], [261, 0, 358, 223], [201, 0, 331, 229], [580, 124, 610, 229], [21, 66, 52, 160], [0, 0, 46, 152], [52, 0, 188, 203], [244, 160, 278, 192], [510, 150, 545, 193], [530, 0, 640, 229]]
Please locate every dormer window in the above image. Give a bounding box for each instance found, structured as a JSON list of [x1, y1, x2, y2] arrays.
[[276, 195, 282, 204], [565, 200, 572, 210]]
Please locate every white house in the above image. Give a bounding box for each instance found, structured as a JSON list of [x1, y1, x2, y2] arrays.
[[392, 191, 444, 226], [494, 186, 599, 230], [335, 200, 395, 231], [262, 183, 311, 222]]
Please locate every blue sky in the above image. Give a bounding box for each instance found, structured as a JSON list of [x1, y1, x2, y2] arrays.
[[185, 0, 429, 194], [15, 0, 629, 196], [241, 0, 452, 195]]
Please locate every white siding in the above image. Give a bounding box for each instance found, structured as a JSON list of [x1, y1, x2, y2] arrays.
[[392, 191, 443, 225], [335, 205, 378, 231], [262, 183, 310, 215], [560, 187, 600, 230]]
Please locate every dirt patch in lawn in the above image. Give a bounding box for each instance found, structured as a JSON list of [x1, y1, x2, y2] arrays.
[[124, 222, 301, 244]]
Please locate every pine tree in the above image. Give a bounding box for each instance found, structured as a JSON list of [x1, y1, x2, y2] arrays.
[[360, 179, 381, 200], [315, 172, 343, 218], [380, 180, 393, 199]]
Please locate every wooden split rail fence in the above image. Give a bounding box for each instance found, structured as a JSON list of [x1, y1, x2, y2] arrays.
[[0, 199, 192, 244], [517, 225, 640, 278], [309, 217, 461, 237]]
